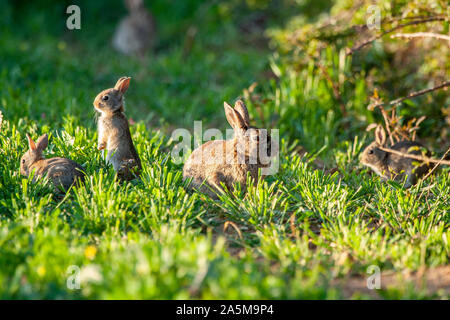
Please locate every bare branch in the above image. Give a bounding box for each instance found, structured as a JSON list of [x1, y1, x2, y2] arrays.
[[388, 14, 446, 22], [422, 148, 450, 181], [372, 81, 450, 109], [379, 146, 450, 165], [391, 32, 450, 41], [346, 17, 445, 55]]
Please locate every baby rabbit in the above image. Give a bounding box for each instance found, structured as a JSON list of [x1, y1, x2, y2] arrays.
[[112, 0, 156, 57], [94, 76, 142, 180], [20, 133, 85, 191], [360, 125, 432, 187], [183, 100, 272, 198]]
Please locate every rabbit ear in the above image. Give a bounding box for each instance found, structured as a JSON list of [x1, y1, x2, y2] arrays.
[[27, 134, 36, 151], [224, 102, 246, 130], [234, 100, 249, 127], [114, 77, 131, 94], [36, 134, 48, 151], [375, 125, 386, 146]]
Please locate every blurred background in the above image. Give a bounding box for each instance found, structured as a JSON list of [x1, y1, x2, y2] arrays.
[[1, 0, 448, 158]]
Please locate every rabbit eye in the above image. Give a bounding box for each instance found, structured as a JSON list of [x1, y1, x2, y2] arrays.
[[368, 149, 374, 155], [102, 95, 109, 101], [22, 159, 25, 164]]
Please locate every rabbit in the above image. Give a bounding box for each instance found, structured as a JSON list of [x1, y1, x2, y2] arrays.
[[360, 125, 432, 187], [183, 100, 272, 198], [20, 133, 85, 191], [112, 0, 156, 57], [93, 76, 142, 180]]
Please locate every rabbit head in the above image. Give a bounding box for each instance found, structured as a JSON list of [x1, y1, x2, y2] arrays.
[[125, 0, 145, 12], [93, 77, 131, 115], [20, 134, 48, 176], [224, 100, 271, 165], [360, 125, 389, 175]]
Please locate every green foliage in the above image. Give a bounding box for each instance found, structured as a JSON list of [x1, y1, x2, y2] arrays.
[[267, 0, 449, 149]]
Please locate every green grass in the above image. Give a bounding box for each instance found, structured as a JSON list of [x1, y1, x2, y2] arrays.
[[0, 0, 449, 299]]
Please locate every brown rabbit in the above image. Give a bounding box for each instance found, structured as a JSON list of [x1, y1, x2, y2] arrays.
[[183, 100, 272, 198], [20, 134, 85, 191], [360, 125, 432, 187], [112, 0, 156, 57], [93, 76, 141, 180]]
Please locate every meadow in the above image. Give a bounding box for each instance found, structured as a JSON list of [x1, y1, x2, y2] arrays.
[[0, 0, 448, 299]]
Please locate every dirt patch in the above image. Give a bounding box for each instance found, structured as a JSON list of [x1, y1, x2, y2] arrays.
[[332, 265, 450, 299]]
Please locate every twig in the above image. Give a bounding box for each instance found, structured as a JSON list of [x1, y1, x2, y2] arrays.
[[346, 17, 445, 55], [378, 106, 395, 145], [391, 32, 450, 41], [349, 14, 446, 33], [289, 212, 298, 239], [223, 221, 243, 240], [388, 14, 446, 22], [422, 148, 450, 181], [391, 126, 411, 142], [379, 146, 450, 165], [372, 81, 450, 109]]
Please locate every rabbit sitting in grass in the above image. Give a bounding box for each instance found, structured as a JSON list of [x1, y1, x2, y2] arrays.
[[360, 125, 432, 187], [20, 133, 85, 191], [183, 100, 272, 198], [93, 76, 141, 180], [112, 0, 156, 57]]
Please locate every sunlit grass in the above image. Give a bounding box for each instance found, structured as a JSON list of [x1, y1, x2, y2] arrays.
[[0, 0, 448, 299]]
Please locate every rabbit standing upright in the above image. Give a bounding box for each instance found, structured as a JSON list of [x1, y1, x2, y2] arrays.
[[360, 125, 432, 187], [112, 0, 156, 57], [20, 133, 85, 191], [183, 100, 272, 198], [94, 76, 142, 180]]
